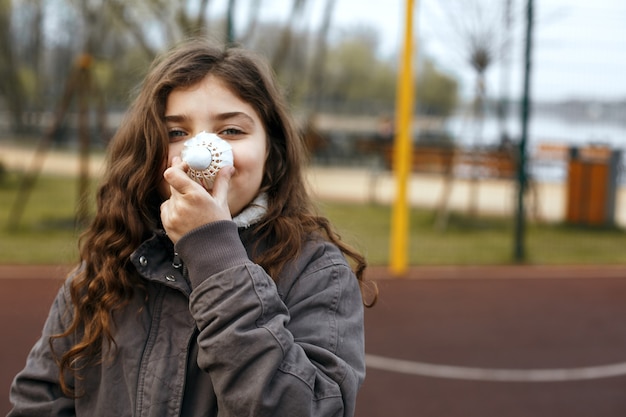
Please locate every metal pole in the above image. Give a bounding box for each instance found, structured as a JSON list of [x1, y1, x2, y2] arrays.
[[498, 0, 513, 142], [390, 0, 416, 276], [514, 0, 534, 262]]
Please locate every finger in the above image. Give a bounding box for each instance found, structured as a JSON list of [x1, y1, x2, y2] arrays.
[[164, 164, 197, 196], [212, 165, 234, 202], [159, 199, 172, 228]]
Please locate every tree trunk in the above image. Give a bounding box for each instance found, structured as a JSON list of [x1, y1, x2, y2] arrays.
[[0, 0, 26, 133], [271, 0, 307, 72]]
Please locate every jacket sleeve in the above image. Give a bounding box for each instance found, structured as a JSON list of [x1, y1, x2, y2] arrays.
[[7, 282, 76, 417], [176, 221, 366, 417]]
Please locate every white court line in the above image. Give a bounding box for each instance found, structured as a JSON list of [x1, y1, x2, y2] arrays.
[[365, 354, 626, 382]]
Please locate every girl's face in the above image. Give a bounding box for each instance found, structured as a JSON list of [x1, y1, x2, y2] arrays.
[[161, 75, 267, 217]]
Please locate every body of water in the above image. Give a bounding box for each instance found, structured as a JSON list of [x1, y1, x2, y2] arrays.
[[446, 113, 626, 183]]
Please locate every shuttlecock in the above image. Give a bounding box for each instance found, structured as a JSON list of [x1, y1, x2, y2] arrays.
[[181, 132, 234, 190]]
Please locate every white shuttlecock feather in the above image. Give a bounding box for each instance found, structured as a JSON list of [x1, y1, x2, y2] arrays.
[[181, 132, 234, 190]]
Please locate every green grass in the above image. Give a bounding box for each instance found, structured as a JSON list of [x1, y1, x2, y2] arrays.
[[0, 172, 94, 264], [320, 202, 626, 266], [2, 172, 626, 265]]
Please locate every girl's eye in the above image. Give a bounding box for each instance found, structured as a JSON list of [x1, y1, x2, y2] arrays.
[[219, 128, 244, 136], [168, 129, 188, 141]]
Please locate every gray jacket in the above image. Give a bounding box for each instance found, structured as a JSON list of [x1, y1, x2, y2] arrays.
[[8, 220, 365, 417]]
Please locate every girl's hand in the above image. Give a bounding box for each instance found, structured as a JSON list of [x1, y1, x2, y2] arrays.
[[160, 157, 234, 243]]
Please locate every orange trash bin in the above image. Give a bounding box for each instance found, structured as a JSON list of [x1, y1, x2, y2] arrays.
[[565, 146, 621, 226]]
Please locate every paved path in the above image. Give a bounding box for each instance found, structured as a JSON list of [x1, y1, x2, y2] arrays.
[[5, 142, 626, 226], [3, 265, 626, 416]]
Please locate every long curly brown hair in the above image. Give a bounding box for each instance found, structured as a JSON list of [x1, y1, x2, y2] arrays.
[[51, 39, 377, 395]]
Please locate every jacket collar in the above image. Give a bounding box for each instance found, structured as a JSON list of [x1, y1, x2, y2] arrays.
[[233, 193, 267, 229], [130, 231, 191, 297]]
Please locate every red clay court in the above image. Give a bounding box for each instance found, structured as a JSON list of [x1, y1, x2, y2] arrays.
[[3, 264, 626, 417]]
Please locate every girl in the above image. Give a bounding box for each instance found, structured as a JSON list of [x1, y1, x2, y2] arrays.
[[8, 39, 375, 417]]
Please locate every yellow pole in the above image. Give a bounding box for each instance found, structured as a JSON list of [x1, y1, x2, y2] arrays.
[[390, 0, 416, 276]]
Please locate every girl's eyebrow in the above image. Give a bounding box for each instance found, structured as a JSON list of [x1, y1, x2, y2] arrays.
[[164, 111, 255, 124], [215, 112, 255, 124], [164, 114, 189, 123]]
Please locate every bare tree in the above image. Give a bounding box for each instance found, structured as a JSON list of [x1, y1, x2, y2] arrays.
[[238, 0, 262, 46], [301, 0, 336, 157], [307, 0, 336, 115], [0, 0, 26, 133], [270, 0, 308, 72], [105, 0, 215, 59], [431, 0, 514, 218]]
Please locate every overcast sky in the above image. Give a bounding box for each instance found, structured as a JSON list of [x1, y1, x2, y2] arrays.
[[214, 0, 626, 102]]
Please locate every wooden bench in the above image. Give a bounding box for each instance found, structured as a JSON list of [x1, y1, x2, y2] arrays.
[[455, 150, 517, 179], [378, 145, 517, 178]]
